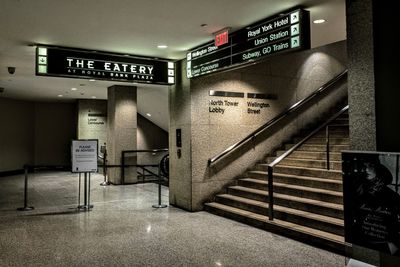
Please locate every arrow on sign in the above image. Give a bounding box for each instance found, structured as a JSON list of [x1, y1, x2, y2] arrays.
[[291, 36, 300, 48], [291, 24, 299, 35]]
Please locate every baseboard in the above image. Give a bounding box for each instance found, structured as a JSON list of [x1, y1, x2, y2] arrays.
[[0, 169, 24, 177]]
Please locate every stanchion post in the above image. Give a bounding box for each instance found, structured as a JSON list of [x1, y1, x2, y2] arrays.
[[100, 147, 110, 186], [152, 161, 167, 209], [78, 173, 81, 208], [17, 165, 34, 211]]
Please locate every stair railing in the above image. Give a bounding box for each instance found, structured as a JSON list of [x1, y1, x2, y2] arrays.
[[267, 105, 349, 220], [207, 69, 348, 167], [325, 124, 349, 170]]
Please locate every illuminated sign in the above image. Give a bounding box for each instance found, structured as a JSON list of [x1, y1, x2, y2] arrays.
[[36, 46, 175, 85], [215, 29, 229, 47], [187, 9, 310, 78]]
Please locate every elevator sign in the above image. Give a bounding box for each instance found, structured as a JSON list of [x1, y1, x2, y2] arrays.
[[186, 9, 310, 78], [36, 46, 175, 85]]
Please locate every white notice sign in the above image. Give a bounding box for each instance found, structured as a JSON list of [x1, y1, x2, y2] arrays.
[[72, 140, 98, 173]]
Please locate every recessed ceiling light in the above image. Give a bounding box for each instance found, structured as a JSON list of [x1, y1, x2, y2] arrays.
[[146, 113, 151, 117], [91, 96, 97, 99], [89, 79, 96, 82], [71, 87, 77, 91], [313, 19, 326, 24], [57, 94, 63, 97], [157, 45, 168, 49]]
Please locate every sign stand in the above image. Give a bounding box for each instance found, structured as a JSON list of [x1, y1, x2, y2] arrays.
[[72, 139, 98, 212], [78, 172, 93, 210]]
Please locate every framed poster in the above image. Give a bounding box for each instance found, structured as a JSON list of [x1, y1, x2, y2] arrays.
[[71, 139, 98, 173], [343, 151, 400, 256]]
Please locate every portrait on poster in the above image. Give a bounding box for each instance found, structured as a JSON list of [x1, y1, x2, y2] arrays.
[[343, 151, 400, 256]]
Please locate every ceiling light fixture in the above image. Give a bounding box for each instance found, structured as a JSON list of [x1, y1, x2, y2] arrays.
[[146, 113, 151, 117], [89, 79, 96, 82], [91, 96, 97, 99], [157, 45, 168, 49], [71, 87, 77, 91], [57, 94, 63, 97], [313, 19, 326, 24]]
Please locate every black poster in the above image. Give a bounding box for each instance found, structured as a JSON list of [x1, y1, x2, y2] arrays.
[[343, 151, 400, 256], [36, 46, 175, 85]]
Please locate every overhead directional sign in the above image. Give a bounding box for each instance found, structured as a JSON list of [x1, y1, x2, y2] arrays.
[[36, 46, 175, 85], [186, 9, 310, 78]]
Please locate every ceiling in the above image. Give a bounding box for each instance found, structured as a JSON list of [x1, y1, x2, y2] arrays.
[[0, 0, 346, 131]]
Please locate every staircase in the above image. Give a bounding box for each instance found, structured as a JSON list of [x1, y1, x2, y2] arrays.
[[205, 111, 349, 253]]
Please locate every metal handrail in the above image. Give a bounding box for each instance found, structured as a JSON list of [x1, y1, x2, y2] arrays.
[[266, 105, 349, 220], [207, 69, 348, 166]]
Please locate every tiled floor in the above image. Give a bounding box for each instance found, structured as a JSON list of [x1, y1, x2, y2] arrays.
[[0, 172, 345, 266]]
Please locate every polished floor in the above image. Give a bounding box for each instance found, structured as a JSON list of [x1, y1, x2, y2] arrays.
[[0, 172, 345, 266]]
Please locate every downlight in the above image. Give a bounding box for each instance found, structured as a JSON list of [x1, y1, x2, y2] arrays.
[[313, 19, 326, 24]]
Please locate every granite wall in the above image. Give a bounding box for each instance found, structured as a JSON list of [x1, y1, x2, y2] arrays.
[[77, 99, 108, 153], [0, 98, 76, 173], [169, 40, 348, 211], [0, 97, 34, 172], [33, 102, 77, 165]]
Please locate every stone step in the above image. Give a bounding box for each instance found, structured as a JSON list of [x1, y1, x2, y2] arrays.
[[243, 173, 343, 192], [204, 202, 345, 253], [279, 158, 342, 170], [304, 137, 349, 145], [294, 144, 350, 152], [312, 132, 349, 138], [227, 186, 343, 219], [292, 137, 349, 145], [214, 194, 344, 236], [237, 178, 342, 204], [275, 151, 342, 161], [258, 165, 342, 180], [302, 128, 349, 135]]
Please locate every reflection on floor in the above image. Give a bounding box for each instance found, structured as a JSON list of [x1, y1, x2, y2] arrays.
[[0, 172, 344, 266]]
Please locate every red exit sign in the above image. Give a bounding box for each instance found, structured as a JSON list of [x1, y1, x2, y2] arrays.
[[214, 29, 229, 47]]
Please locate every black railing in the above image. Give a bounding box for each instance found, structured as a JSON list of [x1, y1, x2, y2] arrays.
[[137, 164, 160, 182], [267, 105, 349, 220], [208, 69, 348, 166], [121, 149, 168, 185]]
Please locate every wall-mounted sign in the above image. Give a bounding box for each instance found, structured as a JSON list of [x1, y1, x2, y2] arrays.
[[187, 9, 310, 78], [343, 151, 400, 256], [71, 140, 98, 173], [36, 46, 175, 85], [87, 113, 107, 125], [208, 90, 273, 115]]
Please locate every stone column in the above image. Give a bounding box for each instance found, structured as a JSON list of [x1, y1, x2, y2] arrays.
[[169, 61, 193, 210], [346, 1, 400, 266], [107, 85, 137, 184], [346, 0, 376, 151]]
